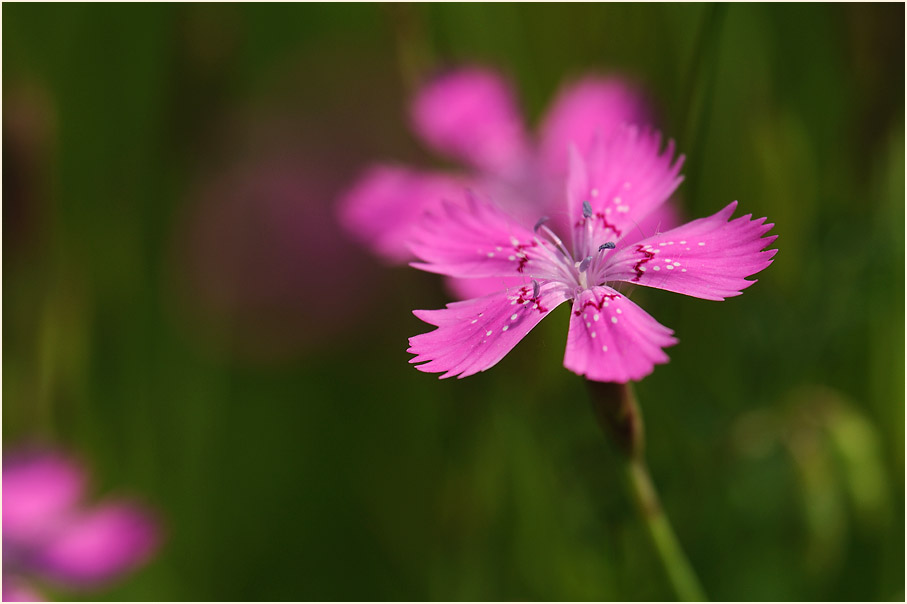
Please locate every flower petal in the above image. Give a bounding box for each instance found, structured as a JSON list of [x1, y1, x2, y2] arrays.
[[35, 501, 160, 586], [618, 198, 683, 248], [538, 76, 653, 177], [410, 67, 530, 172], [409, 191, 566, 282], [564, 286, 677, 383], [409, 281, 571, 379], [445, 275, 529, 300], [2, 450, 86, 547], [2, 576, 44, 602], [336, 164, 465, 263], [568, 126, 684, 256], [603, 201, 778, 301]]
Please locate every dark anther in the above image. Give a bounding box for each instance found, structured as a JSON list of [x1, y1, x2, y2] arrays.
[[599, 242, 616, 251], [582, 200, 593, 218]]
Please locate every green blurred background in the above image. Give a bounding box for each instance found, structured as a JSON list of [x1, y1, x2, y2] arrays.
[[3, 3, 904, 601]]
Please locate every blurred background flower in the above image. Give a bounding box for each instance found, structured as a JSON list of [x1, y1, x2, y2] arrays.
[[169, 118, 377, 363], [3, 447, 159, 602], [3, 3, 904, 601], [338, 65, 681, 300]]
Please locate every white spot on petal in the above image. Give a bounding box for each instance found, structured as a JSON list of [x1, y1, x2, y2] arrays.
[[593, 313, 600, 321], [673, 262, 681, 266], [611, 316, 618, 324], [471, 319, 477, 324], [681, 268, 687, 272], [591, 332, 597, 338], [602, 345, 609, 352], [502, 326, 509, 332], [591, 188, 599, 197], [653, 265, 660, 271], [666, 264, 674, 270], [698, 241, 706, 246], [510, 314, 518, 321], [486, 330, 492, 336], [508, 255, 516, 261], [510, 236, 520, 246], [487, 252, 495, 257], [680, 240, 687, 244], [616, 308, 622, 314]]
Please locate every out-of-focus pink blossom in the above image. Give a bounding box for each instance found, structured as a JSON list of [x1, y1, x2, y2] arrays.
[[173, 151, 375, 362], [407, 127, 777, 382], [2, 448, 160, 601], [338, 66, 677, 299]]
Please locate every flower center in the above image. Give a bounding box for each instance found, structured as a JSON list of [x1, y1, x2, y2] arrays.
[[532, 214, 616, 292]]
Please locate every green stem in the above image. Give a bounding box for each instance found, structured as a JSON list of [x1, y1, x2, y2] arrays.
[[587, 382, 707, 601], [625, 454, 706, 602]]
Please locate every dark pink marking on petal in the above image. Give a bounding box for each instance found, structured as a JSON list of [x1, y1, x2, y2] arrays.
[[631, 244, 657, 282], [605, 201, 777, 301], [564, 286, 676, 383], [408, 282, 571, 379], [572, 291, 621, 316]]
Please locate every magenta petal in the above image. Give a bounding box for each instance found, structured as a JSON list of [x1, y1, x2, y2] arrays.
[[410, 67, 530, 172], [337, 164, 465, 263], [409, 191, 561, 281], [2, 576, 44, 602], [3, 450, 86, 546], [618, 199, 684, 247], [444, 275, 529, 300], [563, 286, 677, 383], [409, 281, 571, 379], [568, 126, 684, 248], [35, 501, 160, 586], [604, 201, 778, 301], [538, 76, 653, 177]]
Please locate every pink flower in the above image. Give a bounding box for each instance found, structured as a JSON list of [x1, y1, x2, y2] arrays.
[[2, 448, 160, 601], [172, 150, 376, 363], [407, 126, 777, 382], [337, 66, 678, 299]]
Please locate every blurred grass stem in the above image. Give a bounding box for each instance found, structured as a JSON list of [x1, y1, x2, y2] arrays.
[[679, 3, 727, 204], [588, 382, 706, 601], [383, 3, 436, 95]]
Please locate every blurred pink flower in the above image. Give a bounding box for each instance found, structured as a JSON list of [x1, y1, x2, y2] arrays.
[[407, 126, 777, 382], [2, 448, 159, 601], [338, 66, 679, 299], [173, 151, 375, 362]]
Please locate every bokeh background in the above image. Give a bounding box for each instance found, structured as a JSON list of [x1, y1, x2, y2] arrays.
[[3, 3, 904, 601]]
